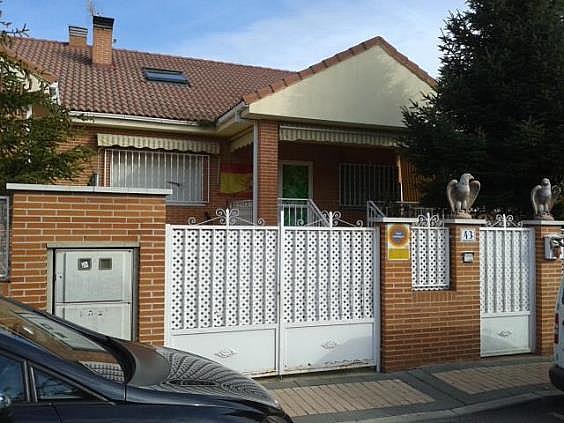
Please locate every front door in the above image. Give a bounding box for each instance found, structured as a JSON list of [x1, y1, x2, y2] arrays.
[[280, 162, 312, 225]]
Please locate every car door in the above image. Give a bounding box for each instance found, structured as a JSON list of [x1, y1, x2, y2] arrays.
[[0, 352, 61, 423]]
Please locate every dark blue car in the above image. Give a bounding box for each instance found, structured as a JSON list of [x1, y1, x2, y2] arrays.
[[0, 296, 291, 423]]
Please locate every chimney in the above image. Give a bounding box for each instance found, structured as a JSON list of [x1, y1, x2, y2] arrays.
[[68, 26, 87, 48], [92, 16, 114, 66]]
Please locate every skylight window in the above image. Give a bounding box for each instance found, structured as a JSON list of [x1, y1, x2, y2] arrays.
[[143, 68, 188, 84]]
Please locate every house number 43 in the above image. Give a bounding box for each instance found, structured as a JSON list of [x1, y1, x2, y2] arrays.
[[461, 229, 476, 242]]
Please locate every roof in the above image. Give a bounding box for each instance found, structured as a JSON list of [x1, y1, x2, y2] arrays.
[[11, 37, 292, 122], [243, 36, 436, 104], [10, 35, 435, 123]]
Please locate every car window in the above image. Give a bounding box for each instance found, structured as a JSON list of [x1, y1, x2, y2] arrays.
[[0, 354, 26, 403], [0, 298, 125, 383], [34, 369, 92, 402]]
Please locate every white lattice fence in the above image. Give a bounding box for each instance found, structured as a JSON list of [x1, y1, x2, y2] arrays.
[[410, 215, 450, 290], [281, 227, 378, 373], [165, 210, 380, 376], [480, 221, 535, 357], [166, 225, 280, 375]]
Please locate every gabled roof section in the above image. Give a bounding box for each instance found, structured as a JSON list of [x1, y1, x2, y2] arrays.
[[10, 37, 292, 122], [242, 36, 436, 105]]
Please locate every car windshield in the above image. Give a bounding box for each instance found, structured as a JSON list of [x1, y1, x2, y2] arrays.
[[0, 298, 125, 383]]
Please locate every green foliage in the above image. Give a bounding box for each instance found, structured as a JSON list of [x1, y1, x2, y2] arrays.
[[0, 10, 92, 192], [401, 0, 564, 216]]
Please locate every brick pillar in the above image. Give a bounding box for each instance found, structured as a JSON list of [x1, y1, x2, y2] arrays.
[[523, 220, 564, 355], [379, 218, 482, 372], [256, 120, 279, 225]]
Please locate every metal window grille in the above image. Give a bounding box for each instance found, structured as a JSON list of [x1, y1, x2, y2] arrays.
[[107, 149, 209, 204], [0, 197, 8, 280], [339, 163, 399, 208]]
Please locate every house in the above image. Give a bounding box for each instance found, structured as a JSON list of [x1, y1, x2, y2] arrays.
[[10, 15, 436, 226]]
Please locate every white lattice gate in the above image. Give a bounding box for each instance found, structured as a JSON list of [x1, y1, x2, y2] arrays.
[[281, 226, 378, 373], [480, 217, 535, 357], [165, 214, 379, 376]]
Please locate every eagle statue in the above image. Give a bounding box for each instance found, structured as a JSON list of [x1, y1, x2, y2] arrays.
[[531, 178, 558, 220], [446, 173, 481, 218]]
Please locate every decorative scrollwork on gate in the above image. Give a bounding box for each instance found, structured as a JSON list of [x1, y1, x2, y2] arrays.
[[320, 210, 363, 228], [413, 213, 444, 228], [188, 208, 264, 226], [486, 214, 522, 228]]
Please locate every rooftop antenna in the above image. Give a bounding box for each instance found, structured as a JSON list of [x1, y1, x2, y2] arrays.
[[86, 0, 99, 16]]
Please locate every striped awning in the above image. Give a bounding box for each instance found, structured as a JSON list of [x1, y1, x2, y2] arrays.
[[97, 133, 220, 154], [279, 124, 400, 147]]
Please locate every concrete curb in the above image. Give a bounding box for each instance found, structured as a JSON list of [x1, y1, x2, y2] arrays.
[[344, 390, 562, 423]]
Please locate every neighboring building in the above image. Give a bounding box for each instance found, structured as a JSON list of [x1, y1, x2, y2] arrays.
[[11, 15, 435, 226]]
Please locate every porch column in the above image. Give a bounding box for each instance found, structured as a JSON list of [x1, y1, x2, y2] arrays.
[[523, 220, 564, 355], [255, 120, 279, 225]]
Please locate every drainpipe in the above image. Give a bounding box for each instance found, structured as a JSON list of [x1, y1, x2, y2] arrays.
[[252, 122, 259, 224]]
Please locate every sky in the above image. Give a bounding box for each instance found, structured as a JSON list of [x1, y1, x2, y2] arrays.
[[1, 0, 468, 76]]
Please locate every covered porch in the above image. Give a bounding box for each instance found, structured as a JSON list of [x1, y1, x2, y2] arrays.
[[225, 122, 422, 226]]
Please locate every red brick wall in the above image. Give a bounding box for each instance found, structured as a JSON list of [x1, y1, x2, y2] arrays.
[[257, 121, 279, 225], [379, 223, 481, 372], [533, 224, 563, 355], [8, 190, 167, 345], [92, 25, 113, 65]]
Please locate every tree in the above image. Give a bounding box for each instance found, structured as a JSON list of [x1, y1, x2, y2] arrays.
[[0, 10, 92, 192], [401, 0, 564, 216]]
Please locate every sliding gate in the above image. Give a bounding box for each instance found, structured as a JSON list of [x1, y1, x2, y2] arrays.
[[165, 211, 379, 376]]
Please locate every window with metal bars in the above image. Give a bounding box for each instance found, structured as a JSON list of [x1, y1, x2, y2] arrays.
[[339, 163, 400, 208], [106, 149, 209, 204]]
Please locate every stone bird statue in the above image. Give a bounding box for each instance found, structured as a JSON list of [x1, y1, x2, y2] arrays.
[[446, 173, 481, 218], [531, 178, 558, 220]]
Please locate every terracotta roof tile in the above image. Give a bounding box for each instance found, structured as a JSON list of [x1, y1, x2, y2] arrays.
[[11, 37, 293, 122]]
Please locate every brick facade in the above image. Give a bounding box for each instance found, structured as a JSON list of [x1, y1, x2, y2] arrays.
[[5, 189, 167, 345], [379, 222, 481, 372], [530, 223, 563, 355], [256, 121, 280, 225]]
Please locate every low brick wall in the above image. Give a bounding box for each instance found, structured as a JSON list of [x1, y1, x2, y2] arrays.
[[379, 222, 481, 372], [5, 187, 167, 345]]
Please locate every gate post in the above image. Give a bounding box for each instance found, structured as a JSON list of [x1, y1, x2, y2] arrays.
[[523, 219, 564, 355]]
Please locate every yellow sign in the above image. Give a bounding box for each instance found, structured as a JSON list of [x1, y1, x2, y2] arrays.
[[387, 224, 410, 261]]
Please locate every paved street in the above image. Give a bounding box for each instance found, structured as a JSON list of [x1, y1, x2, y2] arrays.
[[433, 396, 564, 422], [260, 356, 559, 422]]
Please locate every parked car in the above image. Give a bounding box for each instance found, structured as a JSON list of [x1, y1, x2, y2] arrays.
[[0, 296, 292, 422], [550, 271, 564, 391]]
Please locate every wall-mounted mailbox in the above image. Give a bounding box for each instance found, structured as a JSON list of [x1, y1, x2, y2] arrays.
[[544, 234, 564, 260]]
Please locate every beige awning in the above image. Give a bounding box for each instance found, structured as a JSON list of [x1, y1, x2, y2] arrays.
[[230, 131, 253, 152], [279, 124, 399, 147], [97, 133, 220, 154]]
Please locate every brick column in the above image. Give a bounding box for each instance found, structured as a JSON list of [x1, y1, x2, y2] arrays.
[[256, 120, 279, 225], [523, 220, 564, 355], [379, 218, 482, 372], [7, 186, 168, 346]]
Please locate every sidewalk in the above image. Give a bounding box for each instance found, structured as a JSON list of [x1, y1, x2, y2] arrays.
[[259, 355, 561, 422]]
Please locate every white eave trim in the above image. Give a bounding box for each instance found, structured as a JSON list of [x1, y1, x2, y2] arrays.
[[6, 183, 172, 196], [70, 111, 217, 135]]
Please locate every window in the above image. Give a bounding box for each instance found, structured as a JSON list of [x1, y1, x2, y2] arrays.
[[107, 149, 209, 204], [34, 369, 92, 402], [339, 163, 400, 208], [143, 68, 188, 84], [0, 354, 26, 403]]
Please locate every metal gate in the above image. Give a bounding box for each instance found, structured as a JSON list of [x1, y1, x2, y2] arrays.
[[165, 210, 379, 376], [480, 215, 535, 356]]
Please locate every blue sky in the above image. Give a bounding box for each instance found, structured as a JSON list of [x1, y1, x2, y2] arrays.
[[2, 0, 468, 76]]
